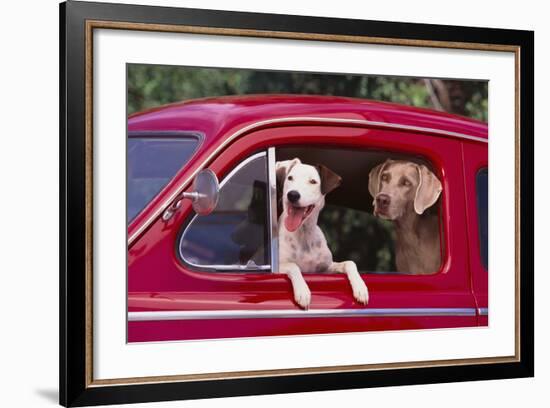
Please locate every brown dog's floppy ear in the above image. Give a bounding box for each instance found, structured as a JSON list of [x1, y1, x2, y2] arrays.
[[316, 164, 342, 195], [276, 158, 301, 185], [368, 159, 390, 198], [414, 164, 442, 215]]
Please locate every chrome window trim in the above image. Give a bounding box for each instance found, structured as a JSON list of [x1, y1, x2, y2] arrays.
[[178, 151, 271, 272], [267, 147, 279, 273], [127, 130, 205, 143], [128, 307, 478, 321], [129, 116, 487, 245]]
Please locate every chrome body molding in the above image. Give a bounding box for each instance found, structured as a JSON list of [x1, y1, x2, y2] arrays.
[[128, 307, 478, 322], [129, 116, 487, 245], [478, 307, 489, 316]]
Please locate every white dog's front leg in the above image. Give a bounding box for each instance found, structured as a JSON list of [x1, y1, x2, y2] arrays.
[[329, 261, 369, 305], [280, 262, 311, 309]]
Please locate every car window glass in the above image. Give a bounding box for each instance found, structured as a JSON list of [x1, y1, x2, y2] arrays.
[[476, 168, 488, 269], [178, 153, 270, 271], [127, 136, 199, 223]]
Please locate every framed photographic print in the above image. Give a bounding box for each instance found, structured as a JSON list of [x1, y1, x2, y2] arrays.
[[60, 0, 534, 406]]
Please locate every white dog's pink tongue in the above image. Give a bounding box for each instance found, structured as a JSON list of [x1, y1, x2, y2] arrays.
[[285, 206, 306, 232]]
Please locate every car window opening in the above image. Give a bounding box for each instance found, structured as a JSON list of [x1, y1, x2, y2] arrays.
[[276, 146, 444, 275], [476, 168, 488, 270], [177, 147, 444, 275], [127, 135, 200, 223]]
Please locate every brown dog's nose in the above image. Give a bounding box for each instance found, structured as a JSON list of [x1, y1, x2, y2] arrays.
[[376, 194, 391, 209]]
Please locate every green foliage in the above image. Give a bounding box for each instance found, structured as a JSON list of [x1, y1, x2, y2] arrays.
[[465, 85, 489, 121], [127, 65, 488, 121]]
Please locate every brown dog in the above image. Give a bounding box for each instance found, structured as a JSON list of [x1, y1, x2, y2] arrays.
[[368, 159, 442, 274]]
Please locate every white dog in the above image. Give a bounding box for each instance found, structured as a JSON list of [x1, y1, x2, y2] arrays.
[[276, 158, 369, 309]]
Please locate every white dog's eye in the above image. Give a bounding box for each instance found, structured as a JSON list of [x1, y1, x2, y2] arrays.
[[288, 175, 293, 181], [309, 179, 318, 184]]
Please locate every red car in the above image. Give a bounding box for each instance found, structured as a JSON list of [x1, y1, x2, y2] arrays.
[[127, 95, 488, 342]]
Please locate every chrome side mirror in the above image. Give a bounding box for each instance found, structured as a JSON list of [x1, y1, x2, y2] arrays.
[[189, 169, 220, 215], [162, 169, 220, 221]]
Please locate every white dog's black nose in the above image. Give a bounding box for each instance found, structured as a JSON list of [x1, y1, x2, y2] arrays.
[[287, 190, 301, 203]]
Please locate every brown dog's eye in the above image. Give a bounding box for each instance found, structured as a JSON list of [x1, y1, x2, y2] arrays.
[[401, 178, 411, 187], [381, 173, 389, 182], [288, 175, 293, 181], [310, 179, 318, 184]]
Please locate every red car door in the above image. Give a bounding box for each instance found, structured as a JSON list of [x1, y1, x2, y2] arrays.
[[462, 140, 489, 326], [128, 124, 479, 342]]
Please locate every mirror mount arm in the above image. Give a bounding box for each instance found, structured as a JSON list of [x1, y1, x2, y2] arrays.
[[162, 192, 203, 222], [161, 197, 183, 222], [180, 192, 207, 201]]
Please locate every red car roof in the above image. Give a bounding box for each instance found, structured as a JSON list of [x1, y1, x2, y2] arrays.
[[128, 94, 488, 140]]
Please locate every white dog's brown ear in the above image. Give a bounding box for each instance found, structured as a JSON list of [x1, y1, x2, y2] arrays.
[[316, 164, 342, 195], [368, 160, 390, 198], [276, 158, 301, 184], [414, 165, 442, 215]]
